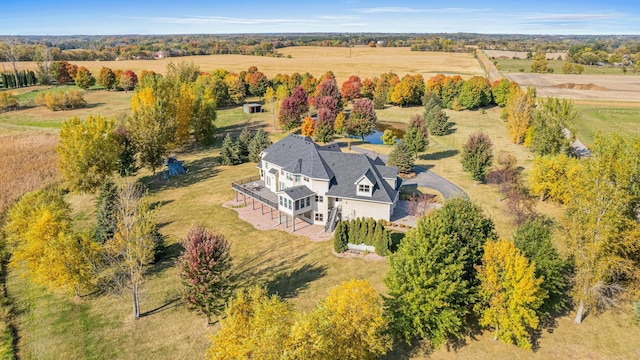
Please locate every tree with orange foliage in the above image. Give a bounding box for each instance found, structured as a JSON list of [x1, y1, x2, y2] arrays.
[[340, 75, 362, 104], [301, 116, 315, 136]]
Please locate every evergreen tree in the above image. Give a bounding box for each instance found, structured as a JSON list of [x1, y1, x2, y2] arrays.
[[404, 114, 429, 158], [95, 177, 119, 243], [333, 221, 348, 253], [385, 216, 470, 347], [237, 127, 254, 161], [424, 93, 450, 136], [220, 134, 242, 165], [248, 129, 272, 163], [514, 218, 571, 315], [114, 126, 138, 177], [388, 140, 414, 174], [461, 131, 493, 182]]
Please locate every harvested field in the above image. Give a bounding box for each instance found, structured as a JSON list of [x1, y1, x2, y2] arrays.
[[484, 50, 567, 60], [506, 73, 640, 102], [0, 129, 60, 214], [0, 46, 484, 84], [553, 83, 608, 91]]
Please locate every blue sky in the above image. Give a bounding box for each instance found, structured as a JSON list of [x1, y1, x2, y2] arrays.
[[2, 0, 639, 35]]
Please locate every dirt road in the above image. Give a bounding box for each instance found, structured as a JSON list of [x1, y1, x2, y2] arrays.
[[476, 49, 503, 83]]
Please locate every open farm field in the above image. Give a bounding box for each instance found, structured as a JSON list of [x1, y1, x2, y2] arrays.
[[484, 50, 567, 60], [506, 72, 640, 102], [494, 57, 635, 76], [0, 46, 484, 84], [0, 129, 59, 214], [0, 87, 132, 129]]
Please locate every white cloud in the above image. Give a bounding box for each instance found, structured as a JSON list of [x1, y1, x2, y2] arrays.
[[356, 7, 488, 14], [135, 16, 316, 26], [340, 23, 367, 27], [522, 13, 624, 21], [318, 15, 359, 20]]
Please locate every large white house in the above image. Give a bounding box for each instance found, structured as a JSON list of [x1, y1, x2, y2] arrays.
[[243, 134, 401, 232]]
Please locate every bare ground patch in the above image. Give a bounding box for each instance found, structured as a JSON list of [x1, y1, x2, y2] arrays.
[[507, 73, 640, 102], [553, 83, 608, 91]]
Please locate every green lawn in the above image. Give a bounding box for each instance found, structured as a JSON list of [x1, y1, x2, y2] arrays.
[[573, 102, 640, 145], [8, 101, 640, 360], [494, 58, 638, 76]]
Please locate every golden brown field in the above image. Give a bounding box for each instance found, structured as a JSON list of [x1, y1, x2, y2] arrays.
[[1, 46, 484, 84], [0, 129, 59, 214], [506, 72, 640, 102]]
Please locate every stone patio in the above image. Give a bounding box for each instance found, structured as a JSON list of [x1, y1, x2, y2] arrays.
[[223, 197, 332, 242]]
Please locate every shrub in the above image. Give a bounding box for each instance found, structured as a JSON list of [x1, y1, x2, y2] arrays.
[[0, 92, 18, 112], [333, 221, 348, 253], [335, 218, 391, 255], [35, 89, 86, 111]]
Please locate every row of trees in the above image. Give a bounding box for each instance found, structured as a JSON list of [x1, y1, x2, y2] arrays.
[[1, 70, 36, 88], [333, 218, 392, 256], [219, 128, 272, 166], [385, 198, 570, 349], [2, 180, 162, 319], [527, 133, 640, 323]]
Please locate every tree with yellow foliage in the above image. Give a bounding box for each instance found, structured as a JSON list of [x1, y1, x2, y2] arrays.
[[174, 83, 195, 146], [505, 87, 536, 144], [128, 78, 176, 172], [301, 116, 315, 136], [561, 134, 640, 324], [476, 239, 546, 349], [207, 280, 390, 359], [206, 286, 295, 360], [57, 115, 121, 193], [528, 154, 579, 203], [302, 279, 391, 359], [3, 190, 101, 295]]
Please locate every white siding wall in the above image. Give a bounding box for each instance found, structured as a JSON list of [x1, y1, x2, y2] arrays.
[[340, 199, 392, 221], [309, 179, 329, 224]]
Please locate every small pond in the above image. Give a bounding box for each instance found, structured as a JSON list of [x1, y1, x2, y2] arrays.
[[360, 122, 407, 144]]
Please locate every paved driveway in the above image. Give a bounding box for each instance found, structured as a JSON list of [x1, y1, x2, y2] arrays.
[[351, 146, 468, 199]]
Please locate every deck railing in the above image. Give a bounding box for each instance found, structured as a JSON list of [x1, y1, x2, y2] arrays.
[[232, 176, 278, 209]]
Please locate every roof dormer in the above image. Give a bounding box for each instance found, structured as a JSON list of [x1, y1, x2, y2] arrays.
[[354, 169, 376, 197]]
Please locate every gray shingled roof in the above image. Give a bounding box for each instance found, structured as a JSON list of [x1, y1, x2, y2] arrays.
[[280, 185, 315, 200], [261, 135, 334, 179], [268, 168, 278, 175], [376, 165, 398, 180], [320, 150, 397, 203], [263, 134, 399, 204]]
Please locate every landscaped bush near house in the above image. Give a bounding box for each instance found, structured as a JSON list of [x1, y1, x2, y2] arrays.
[[333, 217, 391, 256], [35, 89, 86, 110]]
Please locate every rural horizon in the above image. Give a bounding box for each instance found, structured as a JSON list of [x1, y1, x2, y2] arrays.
[[1, 12, 640, 360]]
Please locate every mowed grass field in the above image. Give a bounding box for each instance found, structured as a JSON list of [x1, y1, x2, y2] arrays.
[[0, 46, 484, 84], [493, 57, 637, 76], [2, 47, 640, 359], [573, 101, 640, 145]]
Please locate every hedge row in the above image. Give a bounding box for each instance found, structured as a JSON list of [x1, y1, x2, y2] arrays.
[[333, 217, 391, 256]]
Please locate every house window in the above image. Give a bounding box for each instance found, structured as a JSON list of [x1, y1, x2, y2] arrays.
[[279, 196, 283, 206], [295, 200, 299, 210], [315, 196, 323, 203], [288, 199, 292, 210], [359, 184, 370, 192], [266, 177, 271, 186], [280, 169, 284, 175], [315, 213, 324, 222], [295, 175, 301, 182], [286, 173, 293, 181], [303, 177, 309, 182], [265, 163, 269, 169], [280, 182, 286, 190], [306, 197, 310, 207]]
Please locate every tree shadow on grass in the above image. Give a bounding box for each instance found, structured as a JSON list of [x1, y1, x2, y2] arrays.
[[140, 296, 181, 318], [140, 156, 220, 194], [420, 149, 459, 161], [217, 121, 270, 138], [147, 242, 184, 276], [266, 263, 328, 299], [446, 122, 457, 135]]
